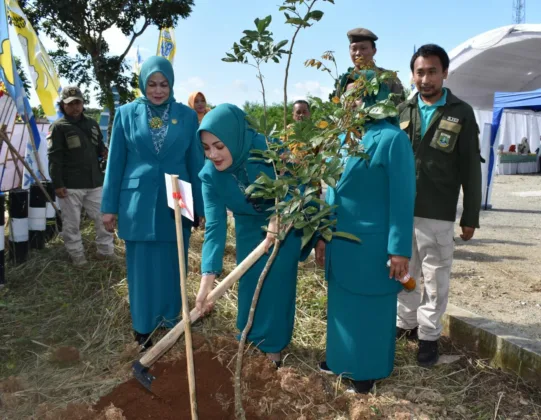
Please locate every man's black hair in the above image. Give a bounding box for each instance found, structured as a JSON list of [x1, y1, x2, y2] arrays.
[[293, 99, 310, 111], [410, 44, 450, 72]]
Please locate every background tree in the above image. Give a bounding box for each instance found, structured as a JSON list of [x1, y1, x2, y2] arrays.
[[18, 0, 195, 131], [14, 57, 31, 99], [31, 105, 46, 119], [243, 101, 294, 130], [243, 100, 332, 130]]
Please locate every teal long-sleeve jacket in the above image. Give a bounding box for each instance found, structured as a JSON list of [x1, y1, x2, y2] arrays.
[[325, 120, 416, 295], [101, 101, 205, 241]]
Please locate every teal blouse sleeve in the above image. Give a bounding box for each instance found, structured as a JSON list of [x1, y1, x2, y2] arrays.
[[187, 112, 205, 218], [386, 130, 416, 257], [200, 177, 228, 274]]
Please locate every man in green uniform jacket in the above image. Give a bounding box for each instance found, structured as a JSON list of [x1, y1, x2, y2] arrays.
[[47, 85, 115, 266], [331, 28, 404, 105], [396, 44, 482, 367]]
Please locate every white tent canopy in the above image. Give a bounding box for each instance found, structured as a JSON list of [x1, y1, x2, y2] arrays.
[[446, 24, 541, 111]]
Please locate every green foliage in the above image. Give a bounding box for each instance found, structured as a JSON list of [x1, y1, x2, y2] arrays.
[[18, 0, 194, 114], [84, 108, 102, 123], [13, 57, 31, 99], [224, 0, 399, 249], [243, 101, 294, 132], [32, 105, 46, 119]]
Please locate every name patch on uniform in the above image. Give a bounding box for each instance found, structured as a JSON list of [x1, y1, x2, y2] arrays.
[[66, 135, 81, 149], [446, 116, 460, 124]]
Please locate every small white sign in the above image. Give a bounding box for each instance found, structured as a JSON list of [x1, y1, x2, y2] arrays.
[[165, 174, 194, 221]]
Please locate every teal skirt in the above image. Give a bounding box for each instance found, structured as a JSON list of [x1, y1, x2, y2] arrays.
[[326, 273, 398, 381], [125, 229, 190, 334], [235, 219, 302, 353]]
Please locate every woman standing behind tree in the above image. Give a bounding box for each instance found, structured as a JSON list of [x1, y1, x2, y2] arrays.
[[101, 56, 205, 350], [188, 91, 210, 124], [315, 70, 416, 393]]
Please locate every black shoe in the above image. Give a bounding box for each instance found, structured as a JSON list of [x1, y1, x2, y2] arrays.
[[134, 332, 153, 352], [417, 339, 439, 367], [396, 326, 418, 341], [318, 361, 333, 375], [271, 360, 282, 369], [347, 379, 375, 394]]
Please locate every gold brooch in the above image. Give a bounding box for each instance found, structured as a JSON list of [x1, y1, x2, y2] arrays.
[[149, 117, 163, 129]]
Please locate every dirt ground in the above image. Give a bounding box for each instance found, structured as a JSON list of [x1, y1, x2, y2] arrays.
[[451, 173, 541, 342]]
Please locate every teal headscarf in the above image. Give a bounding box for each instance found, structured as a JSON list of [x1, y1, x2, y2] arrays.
[[135, 56, 176, 110], [197, 104, 258, 174]]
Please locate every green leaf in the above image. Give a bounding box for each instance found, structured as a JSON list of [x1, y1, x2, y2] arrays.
[[323, 176, 336, 188], [333, 231, 361, 243], [301, 229, 316, 249], [275, 39, 289, 50], [285, 17, 308, 27], [306, 10, 324, 21], [243, 30, 260, 39], [245, 184, 260, 195], [321, 228, 333, 242]]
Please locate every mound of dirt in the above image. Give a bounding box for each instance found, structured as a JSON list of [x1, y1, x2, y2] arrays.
[[29, 334, 449, 420], [94, 350, 235, 419]]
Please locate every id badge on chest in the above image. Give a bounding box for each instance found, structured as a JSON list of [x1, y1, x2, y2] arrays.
[[429, 117, 461, 153]]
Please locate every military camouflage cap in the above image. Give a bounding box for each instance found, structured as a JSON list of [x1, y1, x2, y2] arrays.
[[347, 28, 378, 44], [61, 85, 84, 104]]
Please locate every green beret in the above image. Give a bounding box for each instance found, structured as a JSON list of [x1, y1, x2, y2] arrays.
[[347, 28, 378, 44]]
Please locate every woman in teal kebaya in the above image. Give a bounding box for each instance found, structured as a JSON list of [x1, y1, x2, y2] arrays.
[[315, 71, 416, 393], [195, 103, 304, 366], [101, 56, 205, 349]]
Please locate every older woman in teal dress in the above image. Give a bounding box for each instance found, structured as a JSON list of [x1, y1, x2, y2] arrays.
[[101, 57, 204, 349], [195, 104, 304, 366], [315, 71, 416, 393]]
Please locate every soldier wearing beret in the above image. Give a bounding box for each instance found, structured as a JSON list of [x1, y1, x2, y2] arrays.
[[334, 28, 405, 105], [47, 85, 115, 266]]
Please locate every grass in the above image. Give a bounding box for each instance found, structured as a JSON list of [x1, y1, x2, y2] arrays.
[[0, 222, 540, 419]]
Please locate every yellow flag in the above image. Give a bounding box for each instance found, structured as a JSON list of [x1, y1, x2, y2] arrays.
[[157, 28, 176, 63], [7, 0, 61, 118], [0, 1, 15, 87]]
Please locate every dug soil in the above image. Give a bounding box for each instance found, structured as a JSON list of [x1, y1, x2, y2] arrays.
[[90, 335, 345, 420], [94, 350, 235, 419]]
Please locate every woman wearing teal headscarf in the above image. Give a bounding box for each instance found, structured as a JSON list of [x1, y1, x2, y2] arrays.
[[315, 71, 416, 393], [101, 56, 205, 349], [195, 103, 304, 366]]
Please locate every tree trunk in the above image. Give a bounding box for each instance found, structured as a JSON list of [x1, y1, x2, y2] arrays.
[[90, 55, 117, 140]]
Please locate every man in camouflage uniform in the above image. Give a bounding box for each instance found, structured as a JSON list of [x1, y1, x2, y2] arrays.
[[47, 86, 115, 266], [332, 28, 405, 105]]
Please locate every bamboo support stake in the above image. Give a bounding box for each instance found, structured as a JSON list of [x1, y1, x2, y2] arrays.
[[171, 175, 198, 420]]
